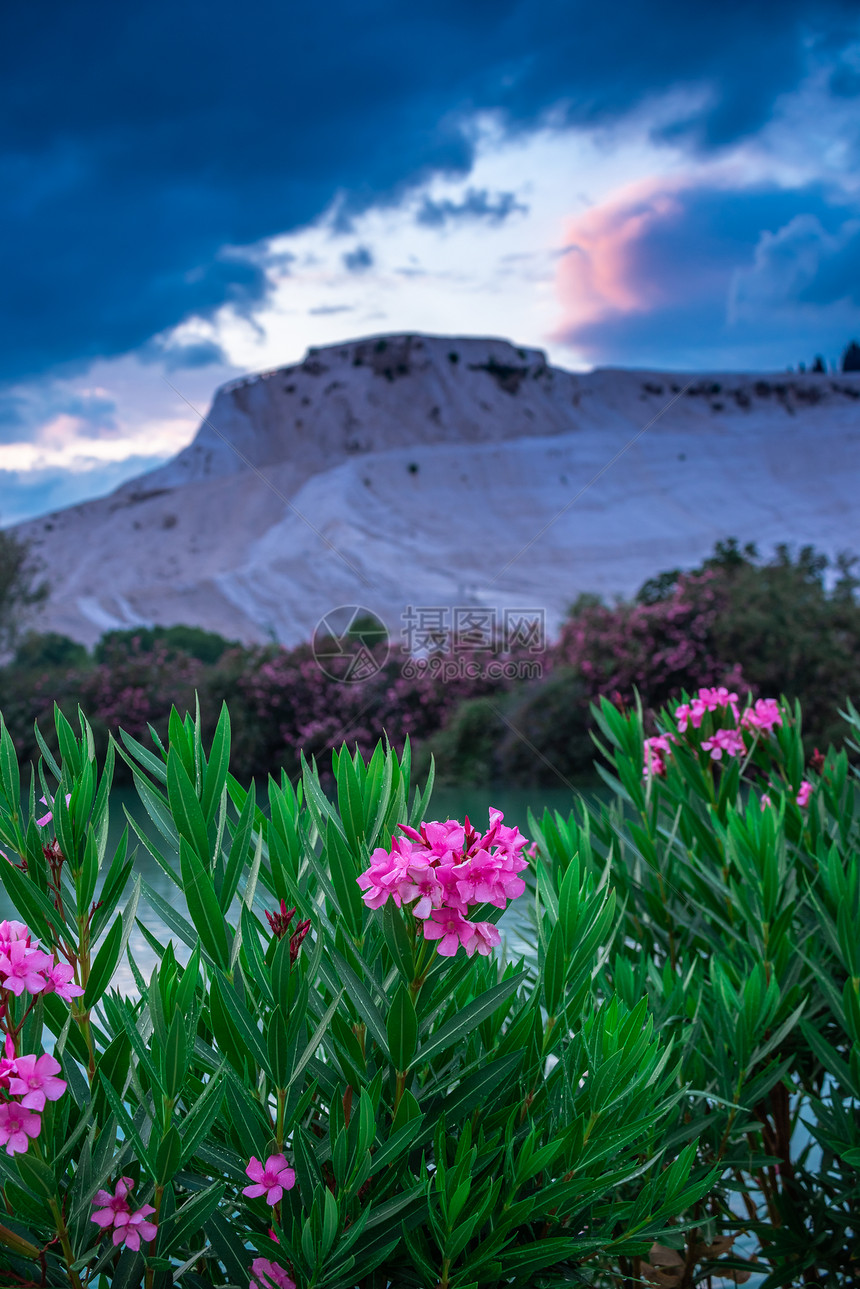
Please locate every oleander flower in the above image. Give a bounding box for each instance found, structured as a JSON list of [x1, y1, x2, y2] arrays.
[[41, 961, 84, 1000], [0, 941, 53, 996], [91, 1177, 136, 1229], [249, 1257, 296, 1289], [0, 1101, 41, 1155], [700, 728, 745, 761], [112, 1205, 158, 1251], [740, 698, 783, 734], [643, 734, 674, 778], [243, 1154, 296, 1205], [7, 1052, 66, 1112]]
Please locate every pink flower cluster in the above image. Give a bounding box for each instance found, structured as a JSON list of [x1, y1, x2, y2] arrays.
[[0, 921, 83, 1002], [643, 735, 675, 779], [243, 1154, 296, 1206], [91, 1177, 158, 1251], [761, 780, 814, 810], [0, 921, 81, 1156], [644, 689, 788, 779], [701, 728, 746, 761], [740, 698, 783, 735], [0, 1036, 67, 1154], [356, 810, 530, 957], [674, 686, 740, 732]]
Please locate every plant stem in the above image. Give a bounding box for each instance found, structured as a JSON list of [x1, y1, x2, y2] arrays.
[[47, 1198, 82, 1289]]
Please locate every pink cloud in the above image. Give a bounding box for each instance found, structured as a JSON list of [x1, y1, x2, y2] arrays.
[[552, 175, 689, 347]]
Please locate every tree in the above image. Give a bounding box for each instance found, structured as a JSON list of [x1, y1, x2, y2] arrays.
[[812, 355, 826, 373], [0, 528, 49, 655], [842, 340, 860, 372]]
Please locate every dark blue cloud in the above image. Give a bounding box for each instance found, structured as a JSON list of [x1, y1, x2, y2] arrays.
[[342, 246, 375, 273], [1, 0, 858, 385], [139, 337, 229, 371], [559, 183, 860, 370], [416, 187, 528, 228]]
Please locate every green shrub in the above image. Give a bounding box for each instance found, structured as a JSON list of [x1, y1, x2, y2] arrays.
[[0, 686, 857, 1286]]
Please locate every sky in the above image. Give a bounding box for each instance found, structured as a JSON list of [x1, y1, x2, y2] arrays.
[[2, 0, 860, 525]]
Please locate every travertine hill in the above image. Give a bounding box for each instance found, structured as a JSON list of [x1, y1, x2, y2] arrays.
[[14, 332, 860, 648]]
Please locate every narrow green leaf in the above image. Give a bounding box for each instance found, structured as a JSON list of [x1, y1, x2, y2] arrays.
[[387, 984, 418, 1072], [168, 749, 211, 865], [419, 972, 525, 1067], [84, 915, 124, 1010], [201, 702, 231, 826], [180, 837, 230, 969]]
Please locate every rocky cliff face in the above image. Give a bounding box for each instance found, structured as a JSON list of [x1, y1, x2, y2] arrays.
[[14, 332, 860, 648]]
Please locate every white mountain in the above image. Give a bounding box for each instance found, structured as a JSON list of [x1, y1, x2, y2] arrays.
[[15, 332, 860, 649]]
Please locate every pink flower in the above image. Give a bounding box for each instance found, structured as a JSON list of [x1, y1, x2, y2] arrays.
[[643, 734, 674, 779], [0, 941, 53, 996], [422, 909, 477, 957], [8, 1053, 67, 1112], [700, 728, 746, 761], [462, 921, 502, 957], [796, 780, 813, 808], [760, 794, 773, 811], [243, 1154, 296, 1205], [249, 1257, 296, 1289], [35, 792, 72, 827], [674, 699, 706, 732], [41, 962, 85, 1000], [91, 1177, 135, 1229], [698, 686, 740, 719], [0, 921, 31, 954], [112, 1205, 157, 1251], [741, 699, 783, 735], [0, 1101, 41, 1155]]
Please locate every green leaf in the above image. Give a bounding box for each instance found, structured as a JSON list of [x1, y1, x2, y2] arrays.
[[84, 915, 124, 1009], [163, 1010, 188, 1100], [0, 857, 67, 943], [167, 747, 210, 865], [418, 972, 526, 1067], [213, 973, 271, 1077], [221, 779, 257, 915], [117, 726, 168, 783], [15, 1153, 56, 1199], [543, 922, 567, 1015], [155, 1125, 182, 1186], [337, 747, 365, 851], [140, 878, 199, 953], [180, 836, 230, 969], [201, 702, 231, 825], [179, 1069, 226, 1167], [267, 1005, 291, 1088], [290, 987, 345, 1088], [325, 820, 366, 937], [382, 900, 415, 984], [0, 1219, 41, 1260], [327, 948, 390, 1058], [387, 984, 418, 1072]]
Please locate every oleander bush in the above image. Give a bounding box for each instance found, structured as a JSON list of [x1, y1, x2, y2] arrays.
[[4, 541, 859, 789], [0, 682, 857, 1286]]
